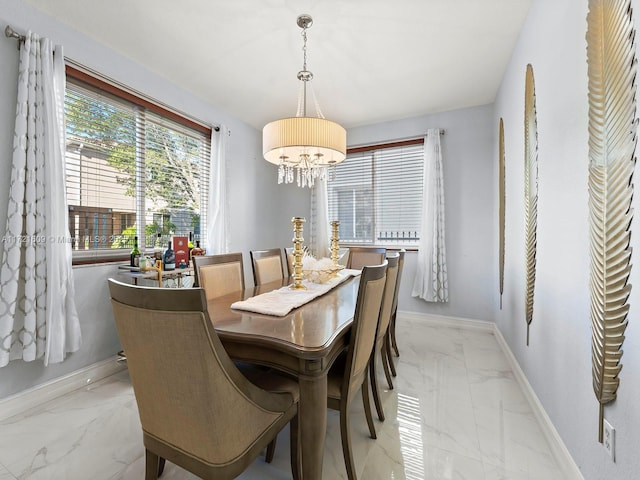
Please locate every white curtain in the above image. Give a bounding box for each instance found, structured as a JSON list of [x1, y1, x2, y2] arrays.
[[206, 125, 229, 254], [412, 129, 448, 302], [0, 32, 81, 367], [310, 177, 330, 259]]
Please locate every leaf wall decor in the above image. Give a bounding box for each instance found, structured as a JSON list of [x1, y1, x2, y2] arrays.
[[499, 118, 506, 309], [587, 0, 636, 443], [524, 64, 538, 346]]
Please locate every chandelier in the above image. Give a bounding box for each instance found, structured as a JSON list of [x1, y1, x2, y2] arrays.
[[262, 14, 347, 188]]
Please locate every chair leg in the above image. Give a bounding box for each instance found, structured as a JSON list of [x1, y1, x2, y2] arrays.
[[339, 403, 357, 480], [386, 329, 397, 377], [158, 457, 166, 477], [381, 338, 394, 390], [361, 376, 377, 439], [145, 449, 160, 480], [390, 310, 400, 357], [266, 438, 276, 463], [369, 352, 385, 422]]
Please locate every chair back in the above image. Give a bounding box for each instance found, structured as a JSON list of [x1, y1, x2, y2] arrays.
[[107, 279, 295, 477], [346, 247, 387, 270], [285, 247, 294, 277], [193, 253, 245, 300], [250, 248, 285, 285], [391, 250, 406, 316], [375, 254, 399, 346], [341, 261, 387, 398]]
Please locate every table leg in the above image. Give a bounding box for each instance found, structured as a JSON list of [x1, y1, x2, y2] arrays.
[[299, 374, 327, 480]]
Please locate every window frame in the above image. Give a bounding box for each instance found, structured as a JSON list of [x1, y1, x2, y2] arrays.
[[64, 65, 213, 265], [327, 138, 425, 250]]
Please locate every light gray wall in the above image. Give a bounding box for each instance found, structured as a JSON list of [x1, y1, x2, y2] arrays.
[[495, 0, 640, 478], [0, 0, 305, 398], [348, 104, 496, 322]]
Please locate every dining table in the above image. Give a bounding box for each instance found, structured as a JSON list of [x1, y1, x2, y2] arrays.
[[206, 274, 361, 480]]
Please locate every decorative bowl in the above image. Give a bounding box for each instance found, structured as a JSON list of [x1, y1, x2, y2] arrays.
[[302, 264, 345, 284]]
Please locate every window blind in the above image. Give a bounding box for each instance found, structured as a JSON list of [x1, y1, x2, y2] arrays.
[[327, 143, 424, 247], [64, 78, 211, 259]]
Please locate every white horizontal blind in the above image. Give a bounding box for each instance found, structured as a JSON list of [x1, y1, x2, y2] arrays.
[[64, 78, 211, 256], [327, 143, 424, 247]]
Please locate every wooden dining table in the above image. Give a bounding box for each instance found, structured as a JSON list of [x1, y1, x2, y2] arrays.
[[206, 275, 361, 480]]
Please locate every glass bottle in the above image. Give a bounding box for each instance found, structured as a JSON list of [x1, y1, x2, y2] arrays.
[[191, 240, 205, 257], [163, 240, 175, 271], [153, 233, 163, 261], [130, 236, 141, 267], [187, 232, 194, 266]]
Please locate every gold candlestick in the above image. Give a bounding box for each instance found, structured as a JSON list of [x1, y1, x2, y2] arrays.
[[291, 217, 307, 290], [330, 220, 340, 266]]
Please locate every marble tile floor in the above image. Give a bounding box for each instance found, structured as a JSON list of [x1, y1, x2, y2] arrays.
[[0, 317, 566, 479]]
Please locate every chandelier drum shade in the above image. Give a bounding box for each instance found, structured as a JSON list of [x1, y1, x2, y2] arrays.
[[263, 14, 347, 188]]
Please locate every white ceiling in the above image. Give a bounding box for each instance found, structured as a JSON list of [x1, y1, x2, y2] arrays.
[[24, 0, 532, 130]]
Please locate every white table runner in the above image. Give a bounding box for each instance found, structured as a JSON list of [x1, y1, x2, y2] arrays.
[[231, 269, 361, 316]]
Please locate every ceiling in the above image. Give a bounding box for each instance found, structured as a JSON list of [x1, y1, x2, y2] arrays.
[[24, 0, 532, 131]]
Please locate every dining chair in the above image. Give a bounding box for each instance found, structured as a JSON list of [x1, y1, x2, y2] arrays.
[[107, 279, 300, 480], [389, 250, 406, 362], [346, 247, 387, 270], [368, 253, 399, 422], [326, 261, 388, 480], [285, 247, 294, 278], [250, 248, 285, 285], [193, 253, 245, 300]]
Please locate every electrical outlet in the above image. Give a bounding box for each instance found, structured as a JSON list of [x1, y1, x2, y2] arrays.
[[603, 419, 615, 462]]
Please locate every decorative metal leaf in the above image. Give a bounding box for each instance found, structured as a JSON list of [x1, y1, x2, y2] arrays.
[[499, 118, 506, 309], [587, 0, 636, 443], [524, 64, 538, 346]]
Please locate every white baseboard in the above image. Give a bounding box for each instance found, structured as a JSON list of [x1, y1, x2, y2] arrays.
[[398, 310, 495, 332], [492, 327, 584, 480], [0, 356, 126, 422], [397, 311, 584, 480]]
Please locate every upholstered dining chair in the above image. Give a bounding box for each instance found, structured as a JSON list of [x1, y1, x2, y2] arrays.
[[326, 261, 388, 480], [388, 250, 406, 364], [193, 253, 245, 300], [346, 247, 387, 270], [250, 248, 286, 285], [285, 247, 294, 278], [369, 253, 399, 422], [107, 279, 300, 480]]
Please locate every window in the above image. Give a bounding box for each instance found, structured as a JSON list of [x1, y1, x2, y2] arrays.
[[327, 140, 424, 247], [64, 68, 212, 261]]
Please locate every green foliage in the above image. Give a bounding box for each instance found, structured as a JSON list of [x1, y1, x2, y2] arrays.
[[66, 91, 203, 234]]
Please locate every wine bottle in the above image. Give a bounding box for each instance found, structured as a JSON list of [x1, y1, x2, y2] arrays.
[[191, 240, 205, 257], [153, 233, 163, 261], [187, 232, 194, 265], [163, 241, 176, 271], [130, 236, 141, 267]]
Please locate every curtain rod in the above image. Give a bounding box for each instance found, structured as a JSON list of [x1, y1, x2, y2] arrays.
[[4, 25, 220, 133], [5, 25, 25, 42]]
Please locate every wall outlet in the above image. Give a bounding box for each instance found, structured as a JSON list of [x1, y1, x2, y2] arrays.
[[603, 419, 615, 462]]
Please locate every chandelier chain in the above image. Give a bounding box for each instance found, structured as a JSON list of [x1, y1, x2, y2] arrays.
[[301, 27, 308, 73]]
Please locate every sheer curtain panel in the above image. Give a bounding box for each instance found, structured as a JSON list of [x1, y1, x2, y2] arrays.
[[310, 177, 330, 259], [206, 126, 229, 254], [0, 32, 81, 367], [411, 129, 448, 302]]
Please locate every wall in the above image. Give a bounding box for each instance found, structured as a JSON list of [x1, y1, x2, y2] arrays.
[[348, 104, 496, 322], [494, 0, 640, 478], [0, 0, 302, 399]]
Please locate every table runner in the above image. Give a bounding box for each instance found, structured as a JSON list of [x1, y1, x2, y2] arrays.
[[231, 269, 361, 316]]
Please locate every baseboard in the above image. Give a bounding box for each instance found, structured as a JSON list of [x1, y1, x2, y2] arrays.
[[492, 327, 584, 480], [398, 310, 495, 333], [397, 310, 584, 480], [0, 356, 126, 422]]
